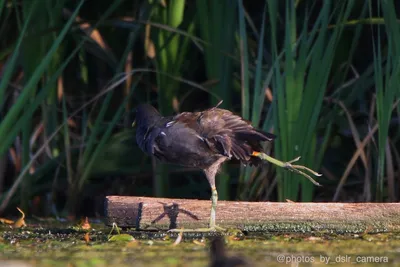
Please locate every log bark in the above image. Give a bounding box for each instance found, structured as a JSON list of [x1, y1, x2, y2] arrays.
[[105, 196, 400, 233]]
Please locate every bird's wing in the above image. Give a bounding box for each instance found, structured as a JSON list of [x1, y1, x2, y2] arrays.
[[174, 108, 275, 164]]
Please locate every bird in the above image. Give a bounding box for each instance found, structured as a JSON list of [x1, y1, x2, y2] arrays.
[[134, 101, 276, 231], [209, 236, 252, 267]]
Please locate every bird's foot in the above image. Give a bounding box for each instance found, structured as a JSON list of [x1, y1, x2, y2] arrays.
[[168, 225, 226, 233], [252, 152, 322, 186]]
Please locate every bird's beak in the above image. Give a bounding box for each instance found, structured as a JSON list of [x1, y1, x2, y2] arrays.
[[132, 120, 136, 127]]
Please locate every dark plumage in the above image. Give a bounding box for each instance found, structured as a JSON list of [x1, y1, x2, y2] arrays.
[[135, 104, 275, 168], [209, 237, 252, 267], [135, 103, 276, 230]]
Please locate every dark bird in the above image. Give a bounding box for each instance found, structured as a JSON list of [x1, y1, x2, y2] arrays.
[[134, 102, 276, 231], [209, 236, 252, 267]]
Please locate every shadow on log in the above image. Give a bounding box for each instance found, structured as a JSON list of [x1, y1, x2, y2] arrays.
[[105, 196, 400, 233]]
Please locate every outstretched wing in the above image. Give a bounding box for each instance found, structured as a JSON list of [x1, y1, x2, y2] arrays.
[[174, 107, 275, 165]]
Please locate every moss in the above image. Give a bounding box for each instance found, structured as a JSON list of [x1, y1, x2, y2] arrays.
[[241, 221, 397, 234], [1, 222, 400, 266]]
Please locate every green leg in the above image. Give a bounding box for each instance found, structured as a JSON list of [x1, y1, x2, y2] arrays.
[[209, 187, 218, 228], [168, 187, 225, 233]]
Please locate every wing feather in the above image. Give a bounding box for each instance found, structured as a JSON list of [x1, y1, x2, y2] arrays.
[[174, 107, 275, 165]]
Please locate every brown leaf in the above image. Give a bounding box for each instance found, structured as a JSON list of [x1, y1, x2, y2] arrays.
[[57, 76, 64, 102], [0, 218, 14, 224], [84, 232, 90, 245], [265, 87, 273, 102], [13, 207, 27, 228], [80, 217, 91, 230], [145, 24, 155, 59], [63, 9, 108, 50], [9, 147, 21, 173]]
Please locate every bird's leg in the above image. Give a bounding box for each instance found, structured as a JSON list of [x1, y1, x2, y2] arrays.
[[168, 186, 226, 233], [168, 163, 226, 233], [209, 186, 217, 228], [205, 164, 226, 231], [208, 186, 224, 231]]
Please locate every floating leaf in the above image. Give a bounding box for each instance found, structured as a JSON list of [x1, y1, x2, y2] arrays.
[[108, 234, 135, 242], [107, 222, 121, 240], [107, 222, 135, 242]]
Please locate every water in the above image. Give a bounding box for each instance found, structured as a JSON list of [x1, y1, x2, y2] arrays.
[[1, 222, 399, 266]]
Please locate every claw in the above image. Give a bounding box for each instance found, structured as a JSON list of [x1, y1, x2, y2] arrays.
[[252, 152, 322, 186]]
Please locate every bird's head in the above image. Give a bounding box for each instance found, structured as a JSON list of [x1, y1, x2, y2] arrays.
[[133, 104, 161, 130], [133, 104, 162, 154]]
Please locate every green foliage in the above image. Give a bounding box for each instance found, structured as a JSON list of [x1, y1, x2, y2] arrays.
[[0, 0, 85, 212], [196, 0, 237, 200], [148, 0, 194, 197], [268, 1, 354, 201], [0, 0, 399, 215], [372, 0, 400, 201]]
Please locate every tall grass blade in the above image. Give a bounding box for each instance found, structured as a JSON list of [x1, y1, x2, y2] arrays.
[[268, 0, 353, 201], [0, 0, 84, 155], [371, 0, 400, 201], [196, 0, 237, 200]]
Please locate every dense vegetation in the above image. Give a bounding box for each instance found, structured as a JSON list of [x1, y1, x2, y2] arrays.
[[0, 0, 398, 218]]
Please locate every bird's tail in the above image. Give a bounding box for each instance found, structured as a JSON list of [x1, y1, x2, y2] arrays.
[[203, 108, 276, 166], [230, 129, 276, 166]]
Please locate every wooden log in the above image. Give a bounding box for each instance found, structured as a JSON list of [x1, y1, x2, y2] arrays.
[[105, 196, 400, 233]]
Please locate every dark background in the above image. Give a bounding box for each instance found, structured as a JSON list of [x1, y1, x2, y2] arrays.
[[0, 0, 398, 219]]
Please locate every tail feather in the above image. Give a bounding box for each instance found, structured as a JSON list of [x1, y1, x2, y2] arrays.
[[176, 107, 276, 166], [231, 142, 251, 161], [231, 130, 276, 166], [221, 111, 276, 165], [235, 130, 275, 142]]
